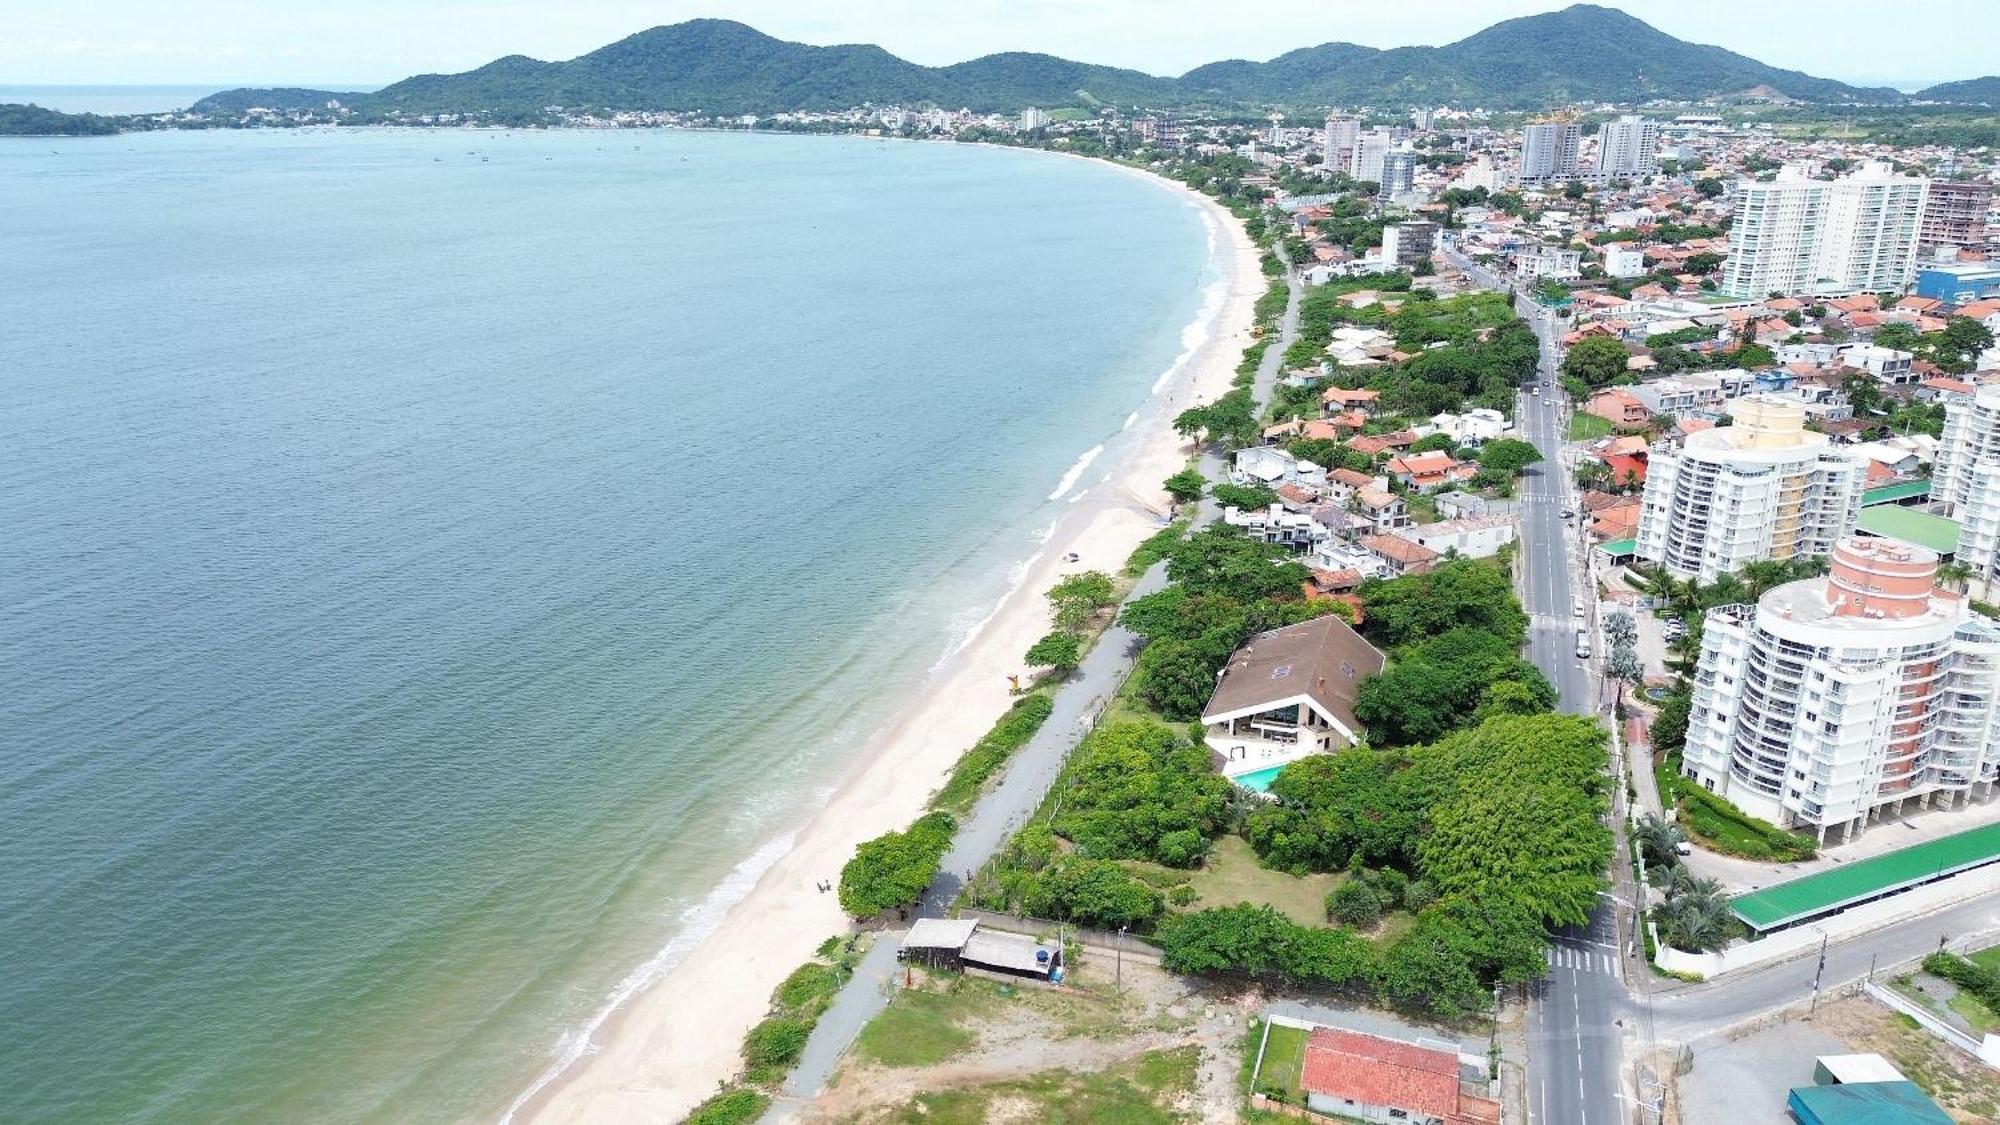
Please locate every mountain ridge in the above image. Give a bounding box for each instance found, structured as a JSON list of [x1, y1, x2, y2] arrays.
[[191, 5, 1918, 118]]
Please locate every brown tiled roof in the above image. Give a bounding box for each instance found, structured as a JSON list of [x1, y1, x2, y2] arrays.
[[1361, 534, 1438, 565], [1200, 615, 1384, 731]]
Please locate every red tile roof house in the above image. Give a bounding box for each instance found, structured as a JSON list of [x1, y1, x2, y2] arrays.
[[1297, 1027, 1501, 1125], [1360, 533, 1438, 575], [1583, 388, 1650, 430], [1321, 386, 1382, 416], [1386, 450, 1476, 493], [1348, 430, 1418, 457]]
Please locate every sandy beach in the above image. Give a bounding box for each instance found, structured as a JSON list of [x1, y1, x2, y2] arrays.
[[516, 162, 1263, 1124]]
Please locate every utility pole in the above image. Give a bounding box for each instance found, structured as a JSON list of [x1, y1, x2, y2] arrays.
[[1116, 925, 1127, 992], [1808, 930, 1829, 1015]]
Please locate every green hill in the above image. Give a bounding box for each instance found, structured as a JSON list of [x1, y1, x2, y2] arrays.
[[187, 87, 365, 113], [0, 103, 120, 136], [197, 5, 1910, 118], [1918, 76, 2000, 104]]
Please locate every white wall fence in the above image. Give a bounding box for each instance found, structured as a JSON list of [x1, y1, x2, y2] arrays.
[[1862, 979, 2000, 1065], [1654, 862, 2000, 979]]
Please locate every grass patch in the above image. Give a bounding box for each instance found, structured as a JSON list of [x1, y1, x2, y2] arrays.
[[1254, 1022, 1310, 1102], [855, 977, 988, 1067], [1656, 760, 1815, 861], [1126, 518, 1192, 578], [1181, 836, 1344, 926], [879, 1045, 1200, 1124], [1949, 989, 1999, 1037], [931, 693, 1056, 813], [1567, 412, 1616, 441]]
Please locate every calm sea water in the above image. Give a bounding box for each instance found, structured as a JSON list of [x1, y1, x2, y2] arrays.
[[0, 128, 1213, 1121], [0, 85, 238, 115]]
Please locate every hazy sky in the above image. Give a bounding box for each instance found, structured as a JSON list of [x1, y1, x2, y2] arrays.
[[5, 0, 1993, 90]]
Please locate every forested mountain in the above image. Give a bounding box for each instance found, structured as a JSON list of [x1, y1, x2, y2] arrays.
[[196, 5, 1908, 119], [1918, 77, 2000, 105], [0, 104, 121, 136], [188, 88, 363, 113]]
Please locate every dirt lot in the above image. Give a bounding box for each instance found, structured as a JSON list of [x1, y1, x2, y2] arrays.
[[806, 957, 1257, 1124], [1673, 996, 2000, 1125]]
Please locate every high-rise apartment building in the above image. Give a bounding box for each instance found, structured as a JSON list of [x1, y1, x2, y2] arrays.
[[1935, 385, 2000, 599], [1919, 180, 1995, 253], [1519, 121, 1581, 184], [1595, 114, 1660, 178], [1681, 537, 2000, 843], [1378, 147, 1417, 198], [1817, 161, 1930, 293], [1323, 113, 1359, 176], [1352, 127, 1394, 185], [1720, 162, 1929, 298], [1635, 397, 1867, 581]]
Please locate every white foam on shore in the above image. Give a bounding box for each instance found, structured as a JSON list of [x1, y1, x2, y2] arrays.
[[496, 830, 797, 1125], [1046, 443, 1104, 501], [1149, 224, 1230, 396], [938, 543, 1047, 666], [1123, 411, 1138, 430]]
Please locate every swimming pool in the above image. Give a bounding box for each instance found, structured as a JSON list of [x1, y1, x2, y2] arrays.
[[1229, 764, 1287, 793]]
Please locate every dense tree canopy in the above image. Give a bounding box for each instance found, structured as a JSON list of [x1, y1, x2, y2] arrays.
[[1050, 720, 1234, 867], [1357, 559, 1527, 650], [838, 811, 956, 917], [1355, 627, 1555, 745]]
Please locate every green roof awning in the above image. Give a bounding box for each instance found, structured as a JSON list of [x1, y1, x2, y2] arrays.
[[1787, 1081, 1951, 1124], [1734, 820, 2000, 932], [1861, 479, 1932, 506], [1596, 538, 1637, 557], [1855, 506, 1959, 555]]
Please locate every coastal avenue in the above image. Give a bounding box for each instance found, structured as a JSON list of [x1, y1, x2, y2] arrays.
[[766, 260, 1307, 1122], [1507, 279, 1629, 1125]]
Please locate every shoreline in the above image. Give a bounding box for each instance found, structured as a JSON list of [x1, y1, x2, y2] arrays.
[[512, 156, 1264, 1125]]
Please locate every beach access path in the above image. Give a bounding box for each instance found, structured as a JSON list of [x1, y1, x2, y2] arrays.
[[764, 265, 1304, 1122]]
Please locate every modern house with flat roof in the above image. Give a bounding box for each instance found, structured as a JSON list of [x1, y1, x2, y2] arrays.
[[1201, 615, 1385, 782]]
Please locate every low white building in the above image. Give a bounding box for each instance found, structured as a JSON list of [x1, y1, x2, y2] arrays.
[[1603, 244, 1648, 278], [1223, 504, 1319, 549], [1392, 514, 1518, 559], [1424, 408, 1511, 446], [1514, 245, 1583, 282]]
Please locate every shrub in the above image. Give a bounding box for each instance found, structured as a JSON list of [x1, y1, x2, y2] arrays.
[[742, 1016, 812, 1075], [932, 694, 1054, 812], [686, 1088, 770, 1125], [1402, 880, 1437, 912], [1327, 881, 1383, 927]]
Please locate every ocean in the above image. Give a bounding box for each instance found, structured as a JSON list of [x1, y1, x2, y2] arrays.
[[0, 127, 1214, 1120], [0, 85, 244, 115]]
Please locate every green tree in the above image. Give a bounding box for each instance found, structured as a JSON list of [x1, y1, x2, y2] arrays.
[[1651, 682, 1692, 751], [837, 811, 956, 917], [1025, 630, 1083, 673], [1693, 178, 1724, 198], [1634, 813, 1687, 873], [1211, 482, 1280, 510], [1166, 525, 1311, 602], [1872, 321, 1921, 352], [1163, 468, 1207, 504], [1684, 251, 1724, 274], [1048, 570, 1118, 628], [1357, 559, 1528, 649], [1020, 857, 1165, 928], [1476, 438, 1543, 477], [1562, 334, 1632, 391]]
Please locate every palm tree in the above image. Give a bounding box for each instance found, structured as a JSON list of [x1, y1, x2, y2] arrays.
[[1705, 572, 1747, 609], [1938, 561, 1976, 593], [1741, 561, 1789, 600], [1634, 814, 1687, 871]]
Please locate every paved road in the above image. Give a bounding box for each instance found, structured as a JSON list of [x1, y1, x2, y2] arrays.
[[1510, 297, 1630, 1125], [766, 262, 1307, 1120]]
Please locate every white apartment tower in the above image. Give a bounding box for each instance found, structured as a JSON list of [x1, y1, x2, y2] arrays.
[[1352, 127, 1395, 185], [1720, 161, 1930, 298], [1519, 121, 1581, 183], [1681, 538, 2000, 843], [1635, 396, 1867, 582], [1595, 114, 1660, 178], [1323, 114, 1359, 176], [1378, 146, 1418, 198], [1934, 385, 2000, 599], [1816, 160, 1930, 293]]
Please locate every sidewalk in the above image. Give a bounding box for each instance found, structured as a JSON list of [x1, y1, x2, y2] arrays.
[[1684, 793, 2000, 894]]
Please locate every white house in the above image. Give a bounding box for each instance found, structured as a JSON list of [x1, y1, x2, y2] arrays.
[[1603, 244, 1648, 278], [1425, 408, 1511, 446], [1201, 615, 1387, 778], [1392, 514, 1518, 559]]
